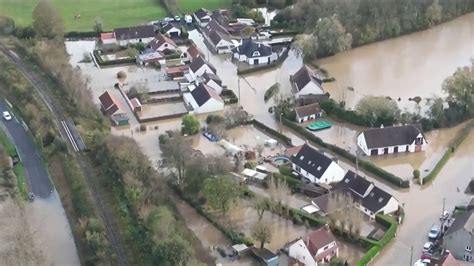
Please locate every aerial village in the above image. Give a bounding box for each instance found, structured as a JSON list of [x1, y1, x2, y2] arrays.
[[58, 6, 473, 266]]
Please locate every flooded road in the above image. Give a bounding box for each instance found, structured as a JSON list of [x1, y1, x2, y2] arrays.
[[319, 13, 474, 110]]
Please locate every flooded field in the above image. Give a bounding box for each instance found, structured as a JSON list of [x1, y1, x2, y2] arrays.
[[225, 199, 311, 252], [319, 13, 474, 111]]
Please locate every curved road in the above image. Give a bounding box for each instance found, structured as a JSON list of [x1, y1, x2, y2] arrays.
[[0, 99, 53, 198]]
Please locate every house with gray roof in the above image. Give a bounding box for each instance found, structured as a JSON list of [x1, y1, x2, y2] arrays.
[[295, 103, 323, 123], [113, 25, 156, 46], [290, 65, 325, 98], [203, 20, 235, 54], [183, 83, 224, 114], [444, 209, 474, 262], [311, 170, 399, 219], [232, 39, 277, 65], [193, 8, 211, 27], [357, 124, 427, 156]]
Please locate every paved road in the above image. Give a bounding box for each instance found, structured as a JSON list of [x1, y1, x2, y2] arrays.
[[0, 99, 52, 198]]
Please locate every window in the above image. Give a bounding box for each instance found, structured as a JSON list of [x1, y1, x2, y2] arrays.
[[324, 246, 329, 250], [466, 245, 472, 251]]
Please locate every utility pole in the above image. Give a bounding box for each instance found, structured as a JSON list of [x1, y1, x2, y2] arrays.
[[441, 197, 446, 233], [409, 245, 413, 266], [238, 77, 241, 108]]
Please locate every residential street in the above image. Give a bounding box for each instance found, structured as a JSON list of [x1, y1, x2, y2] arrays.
[[0, 99, 52, 198]]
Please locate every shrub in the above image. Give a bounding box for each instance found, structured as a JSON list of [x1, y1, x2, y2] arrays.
[[279, 165, 293, 176], [292, 212, 303, 225], [244, 161, 257, 169], [413, 169, 420, 179], [356, 245, 380, 266], [182, 114, 200, 135]]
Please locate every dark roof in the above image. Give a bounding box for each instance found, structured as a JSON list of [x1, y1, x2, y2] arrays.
[[99, 91, 114, 110], [114, 25, 155, 40], [295, 103, 322, 118], [232, 39, 273, 58], [194, 8, 210, 19], [210, 10, 230, 27], [307, 227, 337, 254], [445, 209, 474, 236], [202, 72, 222, 86], [361, 124, 424, 149], [251, 247, 278, 261], [149, 34, 177, 50], [187, 45, 203, 59], [190, 84, 222, 106], [334, 170, 394, 213], [162, 23, 179, 33], [189, 56, 216, 74], [291, 65, 323, 92], [290, 144, 333, 180], [206, 19, 229, 35]]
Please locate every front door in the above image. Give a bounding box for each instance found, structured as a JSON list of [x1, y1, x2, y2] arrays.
[[370, 149, 378, 156], [394, 146, 398, 153], [254, 59, 258, 65], [384, 148, 389, 154]]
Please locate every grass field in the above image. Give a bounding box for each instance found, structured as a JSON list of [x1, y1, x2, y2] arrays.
[[177, 0, 231, 14], [0, 0, 166, 32]]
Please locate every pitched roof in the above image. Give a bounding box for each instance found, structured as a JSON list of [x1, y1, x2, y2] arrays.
[[232, 39, 273, 58], [291, 65, 323, 92], [99, 91, 115, 110], [148, 34, 177, 50], [206, 19, 229, 35], [189, 56, 216, 74], [334, 170, 394, 213], [187, 45, 203, 59], [114, 25, 155, 40], [208, 29, 232, 46], [290, 144, 333, 180], [285, 145, 304, 158], [194, 8, 210, 19], [190, 83, 223, 107], [295, 103, 322, 118], [445, 209, 474, 236], [307, 227, 336, 255], [162, 23, 179, 33], [100, 32, 115, 40], [202, 72, 222, 86], [251, 247, 278, 261], [210, 10, 230, 27], [361, 124, 424, 149]]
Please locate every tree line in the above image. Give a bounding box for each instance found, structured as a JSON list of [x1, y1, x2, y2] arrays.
[[271, 0, 474, 59]]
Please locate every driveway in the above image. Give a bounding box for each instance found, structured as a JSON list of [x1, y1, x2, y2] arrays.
[[0, 99, 53, 198]]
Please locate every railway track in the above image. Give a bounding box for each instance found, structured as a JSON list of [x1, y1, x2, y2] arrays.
[[0, 45, 130, 266]]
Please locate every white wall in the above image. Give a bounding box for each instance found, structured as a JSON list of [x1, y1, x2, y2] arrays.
[[215, 40, 234, 54], [206, 79, 223, 94], [379, 197, 399, 215], [195, 98, 224, 114], [191, 65, 215, 77], [295, 82, 325, 97], [289, 239, 318, 266], [118, 37, 154, 47], [166, 28, 181, 36], [319, 162, 345, 184]]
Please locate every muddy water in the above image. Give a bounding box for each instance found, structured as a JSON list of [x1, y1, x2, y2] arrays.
[[319, 13, 474, 110], [29, 192, 80, 265], [375, 130, 474, 265]]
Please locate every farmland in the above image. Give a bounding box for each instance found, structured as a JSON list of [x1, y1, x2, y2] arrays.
[[0, 0, 166, 32], [177, 0, 232, 14]]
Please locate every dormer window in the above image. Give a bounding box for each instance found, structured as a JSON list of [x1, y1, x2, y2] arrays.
[[252, 51, 260, 57], [317, 166, 321, 171], [300, 156, 304, 160], [378, 197, 383, 203]]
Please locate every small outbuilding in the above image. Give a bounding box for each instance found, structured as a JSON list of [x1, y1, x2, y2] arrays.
[[295, 103, 323, 123], [251, 247, 279, 266]]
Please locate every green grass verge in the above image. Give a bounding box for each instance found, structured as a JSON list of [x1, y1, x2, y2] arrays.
[[422, 121, 474, 185], [14, 163, 28, 199], [0, 128, 17, 156], [177, 0, 232, 14], [0, 0, 166, 31]]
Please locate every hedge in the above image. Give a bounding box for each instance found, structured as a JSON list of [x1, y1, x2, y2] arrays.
[[320, 99, 369, 127], [221, 89, 238, 105], [92, 50, 135, 66], [252, 119, 292, 146], [422, 121, 474, 185], [375, 214, 398, 248], [356, 245, 380, 266], [65, 31, 99, 38], [268, 173, 302, 191], [282, 118, 409, 188]]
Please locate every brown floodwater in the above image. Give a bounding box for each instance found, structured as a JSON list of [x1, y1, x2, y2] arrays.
[[319, 13, 474, 110]]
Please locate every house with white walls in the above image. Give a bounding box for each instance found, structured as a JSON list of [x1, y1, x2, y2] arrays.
[[161, 23, 181, 38], [193, 8, 211, 27], [290, 144, 345, 185], [290, 65, 325, 98], [183, 83, 224, 114], [148, 34, 178, 53], [232, 39, 277, 65], [189, 56, 217, 79], [295, 103, 323, 123], [200, 72, 223, 94], [288, 239, 318, 266], [357, 124, 427, 156], [113, 25, 156, 46]]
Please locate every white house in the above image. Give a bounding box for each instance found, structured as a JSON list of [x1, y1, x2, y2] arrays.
[[357, 124, 427, 156], [232, 39, 278, 65], [203, 20, 235, 54], [295, 103, 323, 123], [183, 83, 224, 114], [312, 171, 400, 219], [185, 45, 204, 62], [193, 8, 211, 27], [113, 25, 156, 46], [148, 34, 178, 53], [200, 72, 223, 94], [288, 239, 318, 266], [290, 144, 345, 185], [290, 65, 325, 97], [100, 32, 116, 45], [307, 228, 338, 263], [189, 56, 217, 78], [161, 23, 181, 38]]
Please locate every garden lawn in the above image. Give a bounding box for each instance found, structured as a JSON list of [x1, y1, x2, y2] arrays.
[[0, 0, 166, 32], [178, 0, 232, 14]]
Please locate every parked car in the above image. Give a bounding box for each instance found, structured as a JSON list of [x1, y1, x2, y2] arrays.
[[423, 242, 433, 252], [428, 224, 440, 239], [184, 15, 192, 24], [174, 16, 181, 22], [2, 111, 12, 121], [163, 17, 174, 23], [440, 211, 449, 220]]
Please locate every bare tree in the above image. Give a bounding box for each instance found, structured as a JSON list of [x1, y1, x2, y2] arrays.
[[327, 191, 363, 238], [160, 132, 193, 191], [256, 144, 264, 158], [267, 175, 291, 214], [254, 197, 270, 222], [252, 221, 272, 249]]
